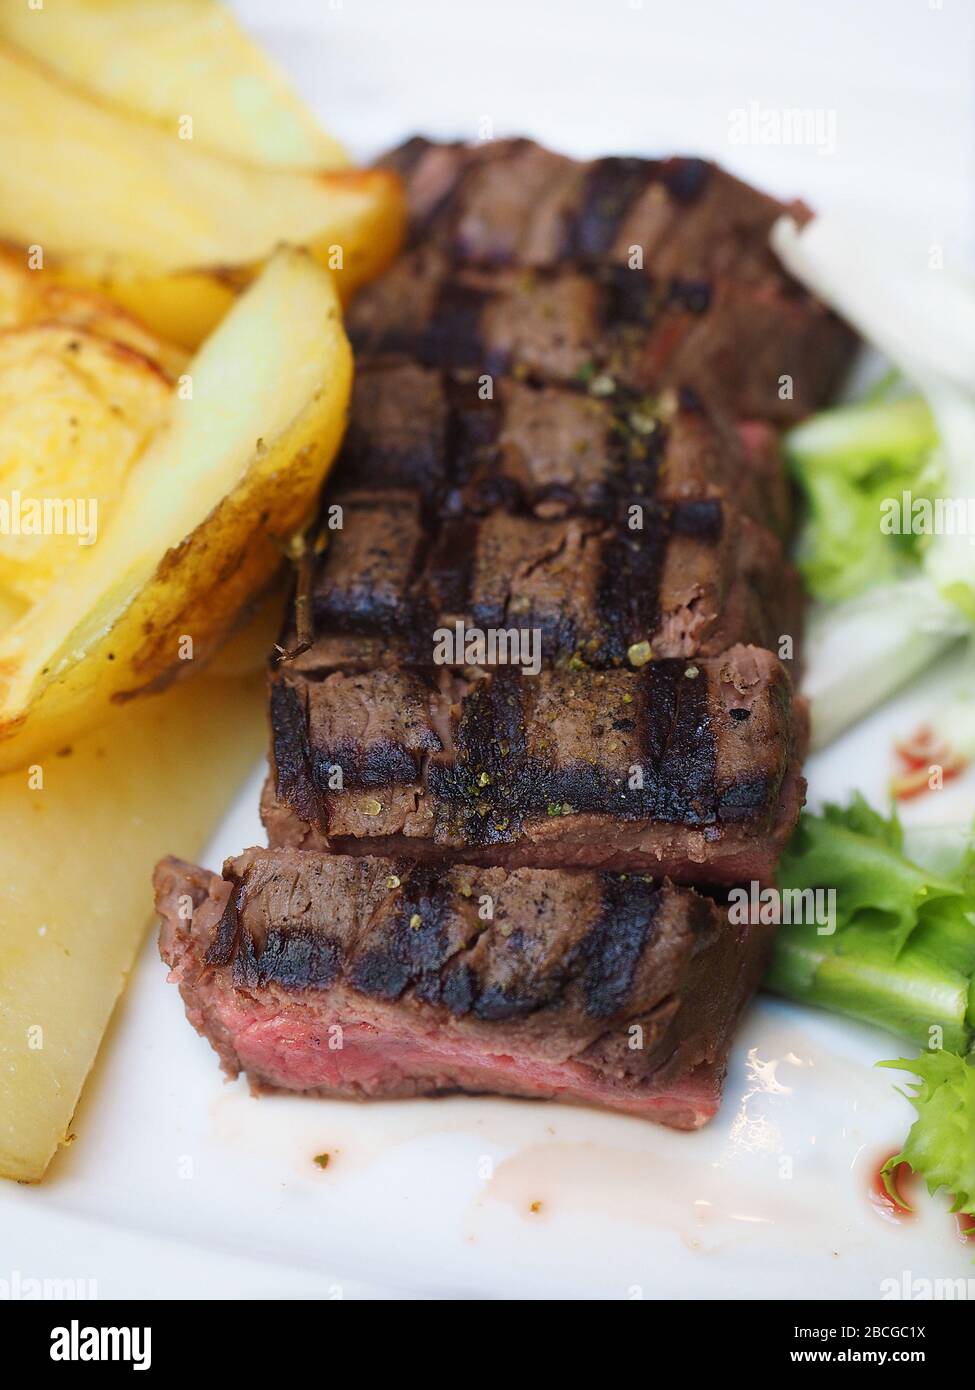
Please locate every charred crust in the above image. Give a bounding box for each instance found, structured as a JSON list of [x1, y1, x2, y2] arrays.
[[204, 880, 242, 970], [582, 874, 663, 1018], [567, 156, 658, 258], [349, 866, 455, 1000], [659, 156, 711, 203], [640, 660, 717, 824], [270, 679, 322, 831], [232, 926, 343, 992]]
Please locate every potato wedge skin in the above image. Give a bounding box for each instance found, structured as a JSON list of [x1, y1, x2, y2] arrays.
[[0, 248, 351, 770], [0, 671, 265, 1182], [0, 0, 348, 170]]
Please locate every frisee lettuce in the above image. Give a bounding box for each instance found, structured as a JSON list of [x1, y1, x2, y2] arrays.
[[772, 799, 975, 1216], [768, 797, 975, 1053], [879, 1051, 975, 1216]]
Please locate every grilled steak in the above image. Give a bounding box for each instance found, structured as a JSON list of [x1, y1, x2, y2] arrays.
[[365, 137, 855, 423], [289, 491, 800, 668], [265, 646, 807, 885], [381, 137, 800, 283], [156, 850, 772, 1129], [158, 138, 850, 1128], [348, 252, 851, 423], [335, 363, 794, 536]]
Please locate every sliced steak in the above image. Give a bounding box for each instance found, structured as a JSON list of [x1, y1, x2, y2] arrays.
[[265, 646, 807, 886], [297, 490, 801, 670], [347, 253, 853, 423], [156, 850, 772, 1129], [156, 139, 846, 1130], [380, 136, 805, 286], [366, 137, 855, 424], [330, 360, 792, 535]]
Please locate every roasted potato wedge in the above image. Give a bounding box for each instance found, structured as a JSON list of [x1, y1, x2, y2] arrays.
[[0, 0, 347, 170], [0, 326, 175, 607], [0, 248, 187, 379], [0, 246, 352, 770], [0, 252, 184, 624], [52, 262, 252, 358], [0, 44, 404, 348], [0, 669, 266, 1182]]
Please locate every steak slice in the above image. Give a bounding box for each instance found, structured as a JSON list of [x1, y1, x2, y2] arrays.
[[347, 251, 853, 422], [156, 850, 772, 1129], [331, 360, 793, 536], [264, 646, 807, 886], [298, 490, 801, 669], [381, 137, 804, 286]]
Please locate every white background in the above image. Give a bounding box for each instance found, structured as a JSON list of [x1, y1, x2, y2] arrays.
[[2, 0, 974, 1302], [238, 0, 975, 249]]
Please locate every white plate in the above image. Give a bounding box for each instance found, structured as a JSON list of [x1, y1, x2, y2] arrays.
[[2, 0, 973, 1301], [4, 653, 973, 1301]]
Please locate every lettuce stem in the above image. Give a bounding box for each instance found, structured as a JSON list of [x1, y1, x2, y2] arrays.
[[767, 930, 973, 1054]]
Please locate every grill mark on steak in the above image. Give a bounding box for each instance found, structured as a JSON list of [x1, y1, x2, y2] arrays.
[[204, 878, 242, 969], [425, 278, 490, 368], [566, 156, 661, 258], [326, 360, 793, 537], [233, 920, 344, 993], [595, 507, 670, 663], [640, 660, 716, 824], [293, 492, 801, 672], [349, 863, 458, 1000], [265, 647, 804, 883], [268, 680, 322, 832], [581, 873, 665, 1018], [430, 665, 532, 846]]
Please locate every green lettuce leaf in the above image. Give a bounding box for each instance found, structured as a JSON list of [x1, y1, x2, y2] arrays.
[[879, 1051, 975, 1216], [786, 395, 940, 602], [768, 798, 975, 1052]]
